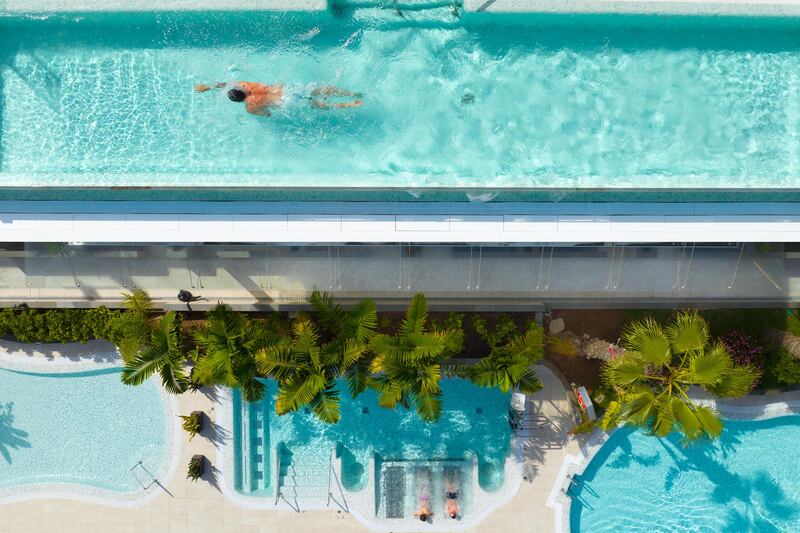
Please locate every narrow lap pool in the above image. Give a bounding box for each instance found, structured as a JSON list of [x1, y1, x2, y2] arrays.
[[2, 9, 800, 190], [570, 416, 800, 532], [231, 378, 510, 508], [0, 367, 170, 497]]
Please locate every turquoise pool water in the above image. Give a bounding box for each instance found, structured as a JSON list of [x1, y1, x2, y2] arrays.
[[232, 379, 510, 498], [0, 367, 169, 494], [570, 416, 800, 532], [3, 11, 800, 190]]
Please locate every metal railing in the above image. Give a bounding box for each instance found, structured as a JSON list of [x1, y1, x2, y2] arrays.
[[326, 449, 349, 513]]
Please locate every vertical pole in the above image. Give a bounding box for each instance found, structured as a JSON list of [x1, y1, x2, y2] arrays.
[[728, 243, 745, 289], [681, 243, 696, 290]]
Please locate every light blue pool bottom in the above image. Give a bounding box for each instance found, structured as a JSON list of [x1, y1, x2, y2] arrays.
[[232, 379, 511, 501], [0, 367, 170, 495], [571, 416, 800, 532], [4, 12, 800, 190]]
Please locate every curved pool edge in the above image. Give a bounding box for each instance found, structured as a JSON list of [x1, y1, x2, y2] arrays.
[[0, 343, 182, 508], [214, 386, 525, 532], [556, 390, 800, 533]]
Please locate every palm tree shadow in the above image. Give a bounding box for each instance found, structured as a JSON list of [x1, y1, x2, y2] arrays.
[[0, 402, 31, 464], [660, 426, 798, 526], [606, 433, 660, 469]]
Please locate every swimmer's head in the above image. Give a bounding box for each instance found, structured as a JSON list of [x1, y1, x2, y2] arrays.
[[461, 93, 475, 105], [228, 88, 247, 102]]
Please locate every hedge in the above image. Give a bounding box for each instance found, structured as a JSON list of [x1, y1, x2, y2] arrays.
[[0, 307, 121, 344]]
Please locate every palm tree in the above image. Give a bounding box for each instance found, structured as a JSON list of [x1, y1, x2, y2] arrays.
[[601, 312, 759, 442], [257, 317, 342, 423], [113, 288, 155, 361], [256, 291, 378, 424], [121, 311, 189, 394], [192, 303, 272, 402], [368, 293, 461, 422], [464, 324, 544, 394], [308, 291, 377, 397]]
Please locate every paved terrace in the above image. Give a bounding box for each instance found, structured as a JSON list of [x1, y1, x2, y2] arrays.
[[0, 343, 578, 533], [1, 202, 799, 307]]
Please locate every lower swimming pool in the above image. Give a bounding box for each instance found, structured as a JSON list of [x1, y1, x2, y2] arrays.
[[231, 378, 511, 504], [570, 416, 800, 532], [0, 367, 171, 499]]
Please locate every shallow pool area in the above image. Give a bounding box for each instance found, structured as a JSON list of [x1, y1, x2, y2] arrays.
[[570, 416, 800, 532], [3, 10, 800, 191], [228, 378, 513, 523], [0, 366, 171, 499]]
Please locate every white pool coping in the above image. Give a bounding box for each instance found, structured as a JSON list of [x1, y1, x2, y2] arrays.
[[4, 202, 800, 243], [1, 0, 326, 12], [463, 0, 800, 16], [551, 391, 800, 533], [5, 0, 800, 16], [0, 342, 181, 508], [214, 386, 524, 531]]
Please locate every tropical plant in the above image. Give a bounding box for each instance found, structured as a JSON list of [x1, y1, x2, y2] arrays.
[[121, 311, 190, 394], [368, 293, 462, 422], [187, 455, 205, 481], [0, 306, 119, 344], [256, 291, 377, 424], [180, 411, 203, 441], [464, 323, 545, 394], [192, 303, 274, 402], [601, 312, 759, 442], [546, 335, 578, 357], [472, 314, 518, 348], [113, 288, 156, 361]]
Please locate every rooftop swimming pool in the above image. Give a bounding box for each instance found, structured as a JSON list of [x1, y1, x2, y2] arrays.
[[570, 416, 800, 532], [230, 379, 511, 521], [0, 367, 170, 499], [2, 10, 800, 193]]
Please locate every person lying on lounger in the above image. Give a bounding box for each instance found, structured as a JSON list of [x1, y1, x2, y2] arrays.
[[194, 81, 363, 116], [445, 468, 460, 519], [414, 467, 434, 522]]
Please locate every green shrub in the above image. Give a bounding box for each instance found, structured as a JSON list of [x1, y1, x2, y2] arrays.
[[472, 314, 519, 348], [0, 307, 121, 344], [766, 347, 800, 385], [180, 411, 203, 441], [187, 455, 205, 482]]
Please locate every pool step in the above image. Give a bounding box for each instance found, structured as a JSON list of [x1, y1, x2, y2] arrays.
[[246, 403, 270, 492], [276, 447, 332, 506]]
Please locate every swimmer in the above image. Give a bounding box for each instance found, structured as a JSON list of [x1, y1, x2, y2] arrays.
[[194, 81, 363, 116]]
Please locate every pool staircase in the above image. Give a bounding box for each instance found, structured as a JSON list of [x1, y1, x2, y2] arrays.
[[242, 402, 270, 493], [9, 54, 62, 113], [275, 446, 335, 511]]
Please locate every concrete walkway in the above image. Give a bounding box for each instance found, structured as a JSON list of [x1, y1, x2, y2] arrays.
[[0, 351, 578, 533]]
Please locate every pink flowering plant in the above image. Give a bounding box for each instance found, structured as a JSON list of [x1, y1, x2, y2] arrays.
[[720, 331, 765, 374]]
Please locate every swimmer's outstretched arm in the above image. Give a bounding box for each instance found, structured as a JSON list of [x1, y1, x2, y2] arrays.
[[194, 82, 227, 92]]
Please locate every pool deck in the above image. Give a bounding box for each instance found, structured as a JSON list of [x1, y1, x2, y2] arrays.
[[4, 0, 800, 15], [0, 346, 579, 533]]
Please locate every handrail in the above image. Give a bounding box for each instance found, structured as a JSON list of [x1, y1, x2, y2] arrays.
[[326, 449, 349, 513], [274, 449, 282, 506]]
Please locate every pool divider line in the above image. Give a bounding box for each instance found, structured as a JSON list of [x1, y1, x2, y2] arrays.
[[0, 344, 181, 509]]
